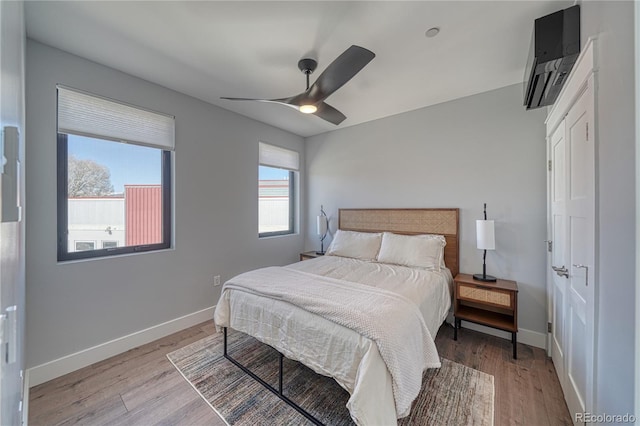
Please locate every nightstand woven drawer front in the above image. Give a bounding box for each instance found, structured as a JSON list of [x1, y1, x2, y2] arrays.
[[459, 284, 511, 307]]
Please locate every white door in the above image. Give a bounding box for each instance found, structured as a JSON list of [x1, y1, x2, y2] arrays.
[[549, 80, 595, 424]]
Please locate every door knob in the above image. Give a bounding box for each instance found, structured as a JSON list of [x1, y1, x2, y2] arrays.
[[552, 265, 569, 278]]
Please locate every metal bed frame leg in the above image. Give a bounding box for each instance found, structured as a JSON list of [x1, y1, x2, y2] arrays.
[[223, 327, 325, 426], [279, 352, 284, 394]]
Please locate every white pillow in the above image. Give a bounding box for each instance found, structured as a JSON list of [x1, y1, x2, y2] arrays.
[[377, 232, 446, 270], [325, 230, 382, 260], [419, 233, 448, 269]]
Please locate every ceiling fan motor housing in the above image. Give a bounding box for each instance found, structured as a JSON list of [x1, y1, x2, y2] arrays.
[[298, 58, 317, 75]]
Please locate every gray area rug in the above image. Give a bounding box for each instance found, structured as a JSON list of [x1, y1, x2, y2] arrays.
[[167, 330, 494, 425]]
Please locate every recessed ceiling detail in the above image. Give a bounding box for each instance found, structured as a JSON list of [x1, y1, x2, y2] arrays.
[[425, 27, 440, 38]]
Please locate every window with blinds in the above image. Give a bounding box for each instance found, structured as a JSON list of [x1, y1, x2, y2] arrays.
[[258, 142, 298, 237], [56, 86, 174, 261]]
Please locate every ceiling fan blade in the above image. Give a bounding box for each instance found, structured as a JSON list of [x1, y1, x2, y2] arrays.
[[306, 45, 375, 103], [313, 102, 346, 125], [221, 96, 308, 115], [223, 96, 346, 124], [221, 96, 288, 104]]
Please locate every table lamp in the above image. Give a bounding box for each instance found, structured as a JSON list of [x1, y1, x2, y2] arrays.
[[316, 205, 328, 255], [473, 203, 497, 282]]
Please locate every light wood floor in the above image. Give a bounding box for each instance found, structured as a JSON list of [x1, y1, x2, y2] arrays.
[[28, 321, 572, 425]]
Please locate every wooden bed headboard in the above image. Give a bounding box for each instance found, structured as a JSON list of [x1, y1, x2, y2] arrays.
[[338, 208, 460, 277]]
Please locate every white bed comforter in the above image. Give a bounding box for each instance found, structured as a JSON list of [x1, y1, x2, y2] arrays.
[[214, 256, 452, 425]]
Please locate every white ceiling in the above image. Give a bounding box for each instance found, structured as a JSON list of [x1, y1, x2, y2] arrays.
[[25, 1, 572, 137]]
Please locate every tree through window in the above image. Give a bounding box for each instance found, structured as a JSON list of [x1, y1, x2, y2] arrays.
[[67, 155, 114, 197]]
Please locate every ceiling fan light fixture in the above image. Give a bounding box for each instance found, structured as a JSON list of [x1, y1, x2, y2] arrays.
[[299, 104, 318, 114]]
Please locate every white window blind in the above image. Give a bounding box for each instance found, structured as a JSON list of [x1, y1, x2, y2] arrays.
[[259, 142, 299, 171], [57, 86, 175, 150]]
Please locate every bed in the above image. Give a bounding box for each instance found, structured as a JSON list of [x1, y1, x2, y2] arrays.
[[214, 208, 459, 425]]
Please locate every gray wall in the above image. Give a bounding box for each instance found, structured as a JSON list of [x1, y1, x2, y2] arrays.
[[581, 0, 636, 417], [25, 41, 305, 368], [305, 84, 548, 336], [0, 1, 26, 424]]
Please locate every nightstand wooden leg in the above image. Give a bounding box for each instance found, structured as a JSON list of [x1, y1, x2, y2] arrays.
[[453, 318, 458, 341], [512, 332, 517, 359]]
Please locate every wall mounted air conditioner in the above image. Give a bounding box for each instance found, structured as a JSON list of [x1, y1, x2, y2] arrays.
[[524, 5, 580, 110]]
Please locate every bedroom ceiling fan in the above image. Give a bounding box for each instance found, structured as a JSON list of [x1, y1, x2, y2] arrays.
[[221, 45, 375, 125]]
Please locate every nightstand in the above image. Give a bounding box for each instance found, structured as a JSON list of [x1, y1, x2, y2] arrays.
[[453, 273, 519, 359], [299, 251, 324, 261]]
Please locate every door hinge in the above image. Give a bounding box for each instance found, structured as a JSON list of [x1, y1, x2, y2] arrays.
[[548, 160, 552, 172], [546, 240, 552, 252], [548, 322, 552, 333]]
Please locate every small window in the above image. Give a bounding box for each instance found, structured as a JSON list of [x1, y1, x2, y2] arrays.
[[57, 86, 174, 261], [75, 241, 96, 252], [258, 142, 298, 237]]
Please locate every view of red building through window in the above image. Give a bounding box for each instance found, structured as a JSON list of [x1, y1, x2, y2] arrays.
[[125, 185, 163, 246], [68, 185, 162, 251]]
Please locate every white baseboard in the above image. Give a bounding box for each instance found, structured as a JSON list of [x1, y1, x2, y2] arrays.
[[460, 322, 547, 349], [27, 306, 215, 388], [445, 312, 547, 350], [26, 305, 544, 390]]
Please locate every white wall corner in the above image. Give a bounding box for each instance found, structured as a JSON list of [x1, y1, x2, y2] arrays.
[[460, 322, 547, 350], [445, 312, 547, 350], [22, 369, 30, 426], [26, 306, 215, 388]]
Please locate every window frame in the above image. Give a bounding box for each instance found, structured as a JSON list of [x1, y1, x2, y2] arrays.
[[57, 133, 172, 261], [258, 167, 295, 238]]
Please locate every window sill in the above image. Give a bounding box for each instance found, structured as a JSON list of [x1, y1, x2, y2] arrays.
[[56, 247, 175, 265], [258, 232, 299, 240]]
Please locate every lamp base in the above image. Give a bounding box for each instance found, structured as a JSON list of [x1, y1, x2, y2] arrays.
[[315, 251, 325, 255], [473, 273, 497, 282]]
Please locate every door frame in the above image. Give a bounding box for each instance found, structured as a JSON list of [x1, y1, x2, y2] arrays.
[[545, 37, 597, 416], [635, 0, 640, 418]]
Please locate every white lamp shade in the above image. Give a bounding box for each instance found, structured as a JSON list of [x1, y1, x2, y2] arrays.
[[476, 220, 495, 250], [317, 215, 328, 236]]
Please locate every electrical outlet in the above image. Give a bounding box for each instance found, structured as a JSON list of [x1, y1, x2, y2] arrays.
[[213, 275, 221, 286]]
